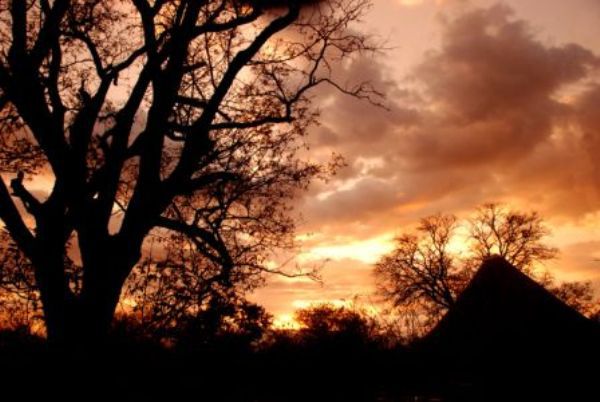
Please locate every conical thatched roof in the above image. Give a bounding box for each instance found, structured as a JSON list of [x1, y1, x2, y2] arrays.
[[422, 256, 599, 395], [426, 256, 599, 365]]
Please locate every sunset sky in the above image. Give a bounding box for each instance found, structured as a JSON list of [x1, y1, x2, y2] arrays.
[[251, 0, 600, 325]]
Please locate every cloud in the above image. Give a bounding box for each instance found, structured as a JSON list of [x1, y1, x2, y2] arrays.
[[405, 4, 597, 166], [549, 241, 600, 284], [258, 3, 600, 317], [574, 84, 600, 187], [302, 3, 600, 236], [303, 177, 404, 224]]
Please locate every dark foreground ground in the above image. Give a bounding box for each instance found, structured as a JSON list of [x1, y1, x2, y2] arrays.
[[0, 331, 597, 402]]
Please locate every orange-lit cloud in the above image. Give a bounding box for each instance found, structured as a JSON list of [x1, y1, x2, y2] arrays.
[[252, 1, 600, 322]]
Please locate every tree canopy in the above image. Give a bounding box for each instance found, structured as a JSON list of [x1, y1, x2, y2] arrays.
[[0, 0, 377, 344]]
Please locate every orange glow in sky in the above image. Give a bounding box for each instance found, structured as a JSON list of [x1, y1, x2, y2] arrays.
[[5, 1, 600, 328], [251, 0, 600, 324]]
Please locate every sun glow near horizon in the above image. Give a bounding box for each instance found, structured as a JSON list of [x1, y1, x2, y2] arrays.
[[298, 235, 396, 264]]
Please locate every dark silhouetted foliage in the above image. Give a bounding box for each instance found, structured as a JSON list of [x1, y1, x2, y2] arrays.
[[0, 0, 377, 345]]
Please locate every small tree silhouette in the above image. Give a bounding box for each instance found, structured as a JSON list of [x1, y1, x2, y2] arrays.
[[468, 203, 558, 273], [375, 204, 597, 334], [374, 214, 466, 328]]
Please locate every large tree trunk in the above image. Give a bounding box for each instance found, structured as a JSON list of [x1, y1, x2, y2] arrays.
[[41, 270, 129, 349], [76, 267, 129, 345], [34, 259, 74, 344], [37, 234, 140, 349], [33, 215, 75, 345]]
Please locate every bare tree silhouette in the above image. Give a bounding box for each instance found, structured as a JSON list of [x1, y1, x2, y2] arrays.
[[468, 203, 558, 273], [374, 214, 467, 329], [375, 204, 596, 334], [0, 0, 378, 346], [547, 280, 600, 318]]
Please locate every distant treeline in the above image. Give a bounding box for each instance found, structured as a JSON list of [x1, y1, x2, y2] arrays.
[[0, 294, 597, 401]]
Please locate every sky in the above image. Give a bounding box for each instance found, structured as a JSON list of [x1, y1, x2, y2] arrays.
[[251, 0, 600, 325]]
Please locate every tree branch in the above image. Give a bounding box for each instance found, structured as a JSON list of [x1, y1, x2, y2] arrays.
[[0, 177, 35, 259], [30, 0, 71, 68], [174, 4, 301, 180], [10, 172, 42, 218]]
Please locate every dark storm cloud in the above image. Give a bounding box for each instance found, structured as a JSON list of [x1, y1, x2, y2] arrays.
[[301, 3, 600, 235], [309, 56, 422, 158], [405, 3, 598, 169]]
